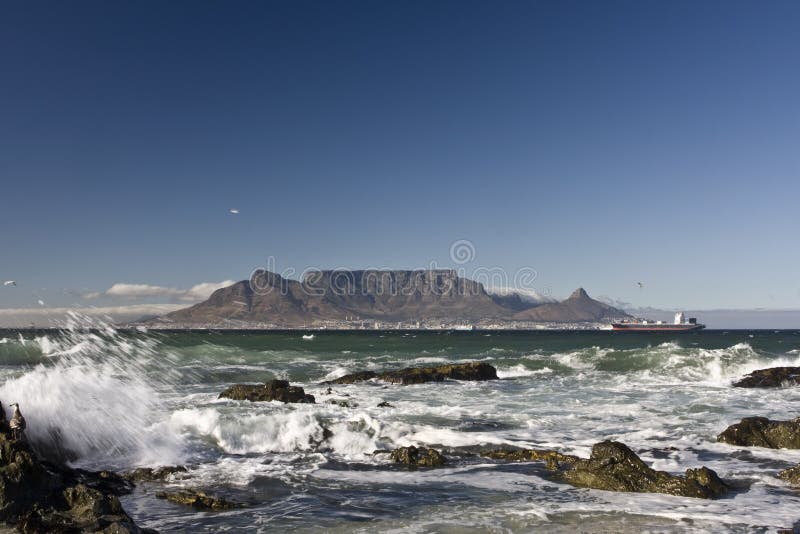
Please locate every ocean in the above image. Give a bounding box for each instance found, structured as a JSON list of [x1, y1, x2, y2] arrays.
[[0, 323, 798, 533]]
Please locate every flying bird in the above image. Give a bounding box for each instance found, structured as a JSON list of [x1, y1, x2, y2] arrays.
[[3, 281, 16, 286], [9, 403, 26, 440], [637, 282, 644, 289], [229, 208, 240, 215], [37, 299, 45, 306]]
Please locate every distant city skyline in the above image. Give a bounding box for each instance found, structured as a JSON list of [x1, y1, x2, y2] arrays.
[[2, 1, 800, 322]]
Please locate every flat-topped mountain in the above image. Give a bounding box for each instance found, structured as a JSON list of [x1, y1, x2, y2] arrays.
[[149, 270, 629, 328]]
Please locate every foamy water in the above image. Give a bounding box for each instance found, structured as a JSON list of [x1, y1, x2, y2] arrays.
[[0, 322, 799, 532]]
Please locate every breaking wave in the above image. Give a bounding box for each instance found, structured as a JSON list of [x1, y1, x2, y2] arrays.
[[0, 315, 186, 469]]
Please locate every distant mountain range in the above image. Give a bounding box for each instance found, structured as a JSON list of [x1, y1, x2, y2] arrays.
[[146, 269, 630, 328]]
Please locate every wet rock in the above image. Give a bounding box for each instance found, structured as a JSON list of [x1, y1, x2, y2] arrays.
[[60, 468, 135, 496], [733, 366, 800, 387], [482, 448, 579, 470], [62, 484, 128, 529], [219, 379, 315, 403], [377, 401, 394, 408], [308, 427, 334, 449], [484, 441, 727, 499], [778, 465, 800, 485], [123, 465, 187, 484], [0, 430, 60, 520], [324, 371, 378, 385], [323, 362, 498, 386], [717, 417, 800, 449], [325, 398, 357, 408], [155, 489, 242, 510], [389, 446, 446, 467], [560, 441, 728, 498], [0, 401, 151, 533]]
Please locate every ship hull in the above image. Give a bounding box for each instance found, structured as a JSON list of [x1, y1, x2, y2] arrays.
[[611, 323, 705, 332]]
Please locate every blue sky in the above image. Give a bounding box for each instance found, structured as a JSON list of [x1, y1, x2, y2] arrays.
[[1, 0, 799, 318]]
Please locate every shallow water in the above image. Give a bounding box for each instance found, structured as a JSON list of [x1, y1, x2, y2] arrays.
[[1, 323, 799, 532]]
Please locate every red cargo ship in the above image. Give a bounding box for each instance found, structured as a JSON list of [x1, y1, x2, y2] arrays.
[[612, 312, 705, 332]]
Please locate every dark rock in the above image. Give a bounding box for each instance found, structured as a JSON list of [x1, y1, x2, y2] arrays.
[[482, 448, 579, 470], [778, 465, 800, 485], [733, 366, 800, 387], [323, 362, 498, 386], [325, 399, 356, 408], [717, 417, 800, 449], [0, 431, 61, 520], [155, 489, 242, 510], [62, 484, 126, 529], [484, 441, 727, 499], [219, 379, 315, 403], [560, 441, 728, 498], [324, 371, 378, 385], [389, 446, 445, 467], [59, 467, 135, 496], [377, 401, 394, 408], [123, 465, 187, 484], [0, 401, 150, 533]]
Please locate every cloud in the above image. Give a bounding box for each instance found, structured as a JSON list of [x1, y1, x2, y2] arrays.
[[484, 286, 556, 304], [85, 281, 235, 302], [595, 295, 634, 310]]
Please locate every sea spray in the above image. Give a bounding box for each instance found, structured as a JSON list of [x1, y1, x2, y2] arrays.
[[0, 314, 187, 469]]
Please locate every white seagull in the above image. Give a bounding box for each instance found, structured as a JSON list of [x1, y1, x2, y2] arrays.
[[229, 208, 240, 215], [3, 281, 16, 286]]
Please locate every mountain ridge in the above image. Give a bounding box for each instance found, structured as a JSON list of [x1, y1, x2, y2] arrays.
[[148, 270, 630, 327]]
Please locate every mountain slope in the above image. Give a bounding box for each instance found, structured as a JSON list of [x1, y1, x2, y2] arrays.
[[155, 269, 512, 326], [150, 272, 629, 327], [512, 288, 628, 322]]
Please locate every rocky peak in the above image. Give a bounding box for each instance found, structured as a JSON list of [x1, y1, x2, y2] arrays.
[[567, 288, 590, 300]]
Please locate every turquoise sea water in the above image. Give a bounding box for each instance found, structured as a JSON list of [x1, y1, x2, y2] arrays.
[[0, 326, 799, 532]]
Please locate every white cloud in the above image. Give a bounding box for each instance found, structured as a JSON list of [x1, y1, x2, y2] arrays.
[[85, 280, 235, 302], [105, 283, 180, 299], [485, 286, 556, 304], [182, 281, 235, 301]]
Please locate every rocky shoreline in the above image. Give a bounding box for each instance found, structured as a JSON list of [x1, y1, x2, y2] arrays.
[[215, 361, 800, 504], [6, 360, 800, 531], [0, 408, 150, 533]]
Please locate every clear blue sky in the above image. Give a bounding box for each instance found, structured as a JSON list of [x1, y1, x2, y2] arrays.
[[1, 0, 799, 312]]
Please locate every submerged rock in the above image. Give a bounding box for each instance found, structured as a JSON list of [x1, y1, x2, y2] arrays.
[[778, 465, 800, 485], [717, 417, 800, 449], [482, 448, 579, 470], [123, 465, 187, 484], [389, 446, 446, 467], [323, 362, 498, 386], [219, 379, 315, 403], [156, 489, 242, 510], [326, 398, 357, 408], [733, 367, 800, 387], [484, 441, 727, 499], [561, 441, 728, 498]]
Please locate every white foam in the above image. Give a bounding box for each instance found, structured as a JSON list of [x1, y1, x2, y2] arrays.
[[169, 407, 328, 454], [496, 364, 553, 379]]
